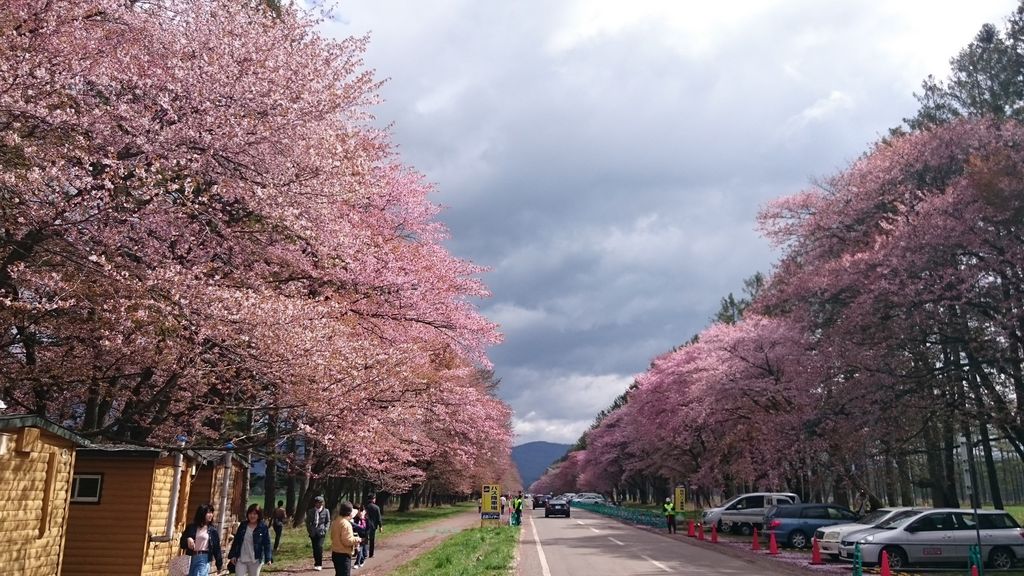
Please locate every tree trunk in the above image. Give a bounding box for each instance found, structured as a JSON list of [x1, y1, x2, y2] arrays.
[[263, 411, 279, 514], [398, 487, 415, 513], [896, 453, 914, 506]]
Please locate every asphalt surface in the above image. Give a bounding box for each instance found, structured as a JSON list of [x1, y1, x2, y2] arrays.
[[517, 507, 799, 576]]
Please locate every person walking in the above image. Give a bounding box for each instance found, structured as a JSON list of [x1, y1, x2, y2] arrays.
[[663, 497, 677, 534], [330, 500, 362, 576], [306, 495, 331, 571], [271, 500, 287, 552], [500, 494, 507, 516], [364, 494, 382, 559], [512, 492, 524, 526], [352, 506, 369, 569], [228, 503, 273, 575], [179, 504, 224, 576]]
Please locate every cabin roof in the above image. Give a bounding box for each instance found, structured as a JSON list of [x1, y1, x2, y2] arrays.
[[0, 414, 91, 446]]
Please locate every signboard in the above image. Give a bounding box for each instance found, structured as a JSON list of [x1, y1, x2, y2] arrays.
[[674, 486, 686, 513], [481, 484, 501, 525]]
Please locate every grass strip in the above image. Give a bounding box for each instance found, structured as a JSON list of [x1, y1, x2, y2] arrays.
[[263, 502, 475, 572], [389, 525, 519, 576]]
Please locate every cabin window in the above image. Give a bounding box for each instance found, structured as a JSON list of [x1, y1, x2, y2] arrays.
[[71, 474, 103, 503]]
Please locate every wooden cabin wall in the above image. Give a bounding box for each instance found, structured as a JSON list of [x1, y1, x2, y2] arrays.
[[141, 456, 192, 576], [61, 457, 154, 576], [0, 428, 76, 576]]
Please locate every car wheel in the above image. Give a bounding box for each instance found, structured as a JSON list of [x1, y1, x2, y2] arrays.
[[788, 530, 808, 549], [566, 513, 571, 518], [989, 546, 1015, 570], [738, 523, 753, 537], [882, 546, 908, 570], [544, 513, 549, 518]]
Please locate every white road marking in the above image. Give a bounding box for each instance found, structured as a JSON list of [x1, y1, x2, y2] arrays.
[[528, 515, 553, 576], [576, 520, 586, 525], [641, 554, 673, 573], [589, 527, 600, 533], [608, 537, 624, 545]]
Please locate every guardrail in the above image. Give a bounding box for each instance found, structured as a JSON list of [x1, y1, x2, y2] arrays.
[[570, 502, 666, 528]]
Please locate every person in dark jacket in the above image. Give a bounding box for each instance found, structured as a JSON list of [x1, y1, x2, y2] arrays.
[[305, 495, 331, 570], [228, 503, 273, 575], [180, 503, 224, 576], [364, 494, 383, 559]]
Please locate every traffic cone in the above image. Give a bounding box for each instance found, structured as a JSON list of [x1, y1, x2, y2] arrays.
[[697, 523, 705, 540], [971, 565, 979, 576], [687, 520, 696, 537], [751, 527, 761, 551], [768, 531, 779, 555], [880, 550, 891, 576], [711, 523, 718, 543], [810, 538, 823, 565]]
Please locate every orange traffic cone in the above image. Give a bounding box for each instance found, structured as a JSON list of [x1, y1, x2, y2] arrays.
[[687, 520, 696, 537], [751, 527, 761, 551], [768, 532, 779, 555], [697, 523, 705, 540], [711, 523, 718, 543], [880, 550, 891, 576], [810, 538, 823, 565]]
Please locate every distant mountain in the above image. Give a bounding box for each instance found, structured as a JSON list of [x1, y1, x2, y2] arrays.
[[513, 441, 572, 489]]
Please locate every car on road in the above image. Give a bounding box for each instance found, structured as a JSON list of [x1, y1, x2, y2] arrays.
[[702, 492, 801, 536], [571, 493, 607, 505], [838, 508, 1024, 570], [764, 503, 859, 548], [533, 494, 551, 509], [815, 507, 922, 559], [545, 497, 571, 518]]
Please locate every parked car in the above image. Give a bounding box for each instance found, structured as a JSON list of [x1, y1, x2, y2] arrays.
[[764, 503, 859, 548], [545, 497, 571, 518], [571, 493, 607, 504], [838, 508, 1024, 570], [533, 494, 551, 509], [702, 492, 801, 536], [815, 507, 922, 559]]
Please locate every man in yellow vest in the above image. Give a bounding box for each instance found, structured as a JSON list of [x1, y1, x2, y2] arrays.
[[663, 497, 677, 534]]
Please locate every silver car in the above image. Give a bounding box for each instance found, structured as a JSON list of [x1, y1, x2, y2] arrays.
[[838, 508, 1024, 570], [815, 507, 921, 558]]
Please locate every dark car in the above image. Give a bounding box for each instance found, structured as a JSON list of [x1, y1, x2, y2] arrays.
[[764, 503, 858, 548], [545, 497, 570, 518], [533, 494, 551, 509]]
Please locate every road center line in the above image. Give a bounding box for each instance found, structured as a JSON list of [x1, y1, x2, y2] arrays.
[[608, 537, 624, 545], [641, 554, 672, 573], [528, 515, 553, 576], [589, 527, 600, 533]]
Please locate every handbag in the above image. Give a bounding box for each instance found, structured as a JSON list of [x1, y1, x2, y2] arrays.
[[168, 554, 190, 576]]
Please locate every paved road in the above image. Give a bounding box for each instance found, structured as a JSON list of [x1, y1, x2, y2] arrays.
[[518, 507, 797, 576]]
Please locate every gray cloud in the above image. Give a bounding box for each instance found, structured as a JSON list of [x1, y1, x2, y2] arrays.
[[325, 0, 1015, 443]]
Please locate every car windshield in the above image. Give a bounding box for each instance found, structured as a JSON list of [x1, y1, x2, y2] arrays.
[[859, 510, 892, 525], [877, 511, 920, 529]]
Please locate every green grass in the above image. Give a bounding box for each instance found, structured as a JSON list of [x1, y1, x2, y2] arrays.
[[389, 525, 519, 576], [262, 501, 476, 572]]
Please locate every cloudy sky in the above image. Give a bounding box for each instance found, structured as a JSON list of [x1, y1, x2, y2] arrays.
[[323, 1, 1015, 445]]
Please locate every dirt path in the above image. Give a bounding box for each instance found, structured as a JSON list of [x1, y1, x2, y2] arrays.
[[279, 510, 483, 576]]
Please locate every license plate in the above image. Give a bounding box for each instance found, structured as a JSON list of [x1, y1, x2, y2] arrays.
[[840, 551, 848, 559]]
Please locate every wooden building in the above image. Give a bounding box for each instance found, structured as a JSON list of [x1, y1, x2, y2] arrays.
[[187, 450, 248, 539], [0, 415, 90, 576], [61, 444, 198, 576]]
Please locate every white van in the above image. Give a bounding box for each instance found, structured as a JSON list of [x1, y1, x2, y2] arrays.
[[701, 492, 801, 535]]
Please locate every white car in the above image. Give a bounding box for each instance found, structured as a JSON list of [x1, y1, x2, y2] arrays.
[[814, 507, 921, 558], [702, 492, 801, 535], [838, 508, 1024, 570], [571, 493, 607, 504]]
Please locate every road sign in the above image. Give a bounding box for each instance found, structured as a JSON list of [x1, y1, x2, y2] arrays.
[[482, 484, 501, 526], [674, 486, 686, 513]]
